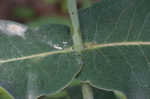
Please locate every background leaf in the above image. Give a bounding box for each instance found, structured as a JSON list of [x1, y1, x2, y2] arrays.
[[0, 87, 13, 99], [66, 85, 116, 99], [77, 0, 150, 99], [28, 16, 70, 27], [0, 20, 80, 99], [42, 82, 117, 99]]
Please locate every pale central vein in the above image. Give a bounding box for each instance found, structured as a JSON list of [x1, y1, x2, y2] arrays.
[[86, 41, 150, 50], [0, 41, 150, 64], [0, 48, 73, 64]]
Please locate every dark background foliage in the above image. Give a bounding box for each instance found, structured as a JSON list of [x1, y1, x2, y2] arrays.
[[0, 0, 99, 23]]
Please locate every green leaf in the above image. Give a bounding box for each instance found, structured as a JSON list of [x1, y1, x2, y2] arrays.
[[78, 0, 150, 99], [13, 7, 35, 19], [65, 85, 116, 99], [0, 87, 14, 99], [0, 20, 80, 99], [83, 0, 93, 8], [42, 84, 117, 99], [28, 17, 70, 27], [1, 0, 150, 98], [114, 90, 127, 99]]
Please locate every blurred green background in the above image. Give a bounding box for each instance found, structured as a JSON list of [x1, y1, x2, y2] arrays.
[[0, 0, 99, 26]]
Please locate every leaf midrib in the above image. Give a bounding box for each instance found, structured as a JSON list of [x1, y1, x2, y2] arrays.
[[0, 48, 73, 64], [86, 41, 150, 50], [1, 41, 149, 64]]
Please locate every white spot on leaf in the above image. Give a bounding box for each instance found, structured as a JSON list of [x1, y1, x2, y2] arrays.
[[62, 41, 68, 45], [0, 20, 28, 38], [53, 44, 63, 50], [6, 24, 27, 37], [62, 41, 68, 47], [47, 41, 63, 50]]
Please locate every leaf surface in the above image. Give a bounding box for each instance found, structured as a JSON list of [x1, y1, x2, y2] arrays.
[[1, 0, 150, 98], [78, 0, 150, 98], [0, 20, 80, 99]]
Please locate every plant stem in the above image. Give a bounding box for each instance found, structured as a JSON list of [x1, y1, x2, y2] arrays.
[[67, 0, 84, 52], [82, 83, 94, 99], [67, 0, 94, 99]]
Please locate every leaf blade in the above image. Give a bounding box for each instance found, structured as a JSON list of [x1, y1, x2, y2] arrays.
[[78, 0, 150, 99], [0, 20, 80, 99]]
